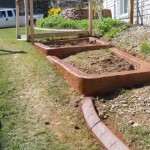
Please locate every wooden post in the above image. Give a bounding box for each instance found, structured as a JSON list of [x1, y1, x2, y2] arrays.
[[130, 0, 134, 25], [16, 0, 20, 39], [29, 0, 34, 43], [136, 0, 139, 25], [89, 0, 93, 36], [24, 0, 29, 41]]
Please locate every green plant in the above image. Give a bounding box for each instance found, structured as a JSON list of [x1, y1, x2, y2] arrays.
[[140, 42, 150, 54], [105, 28, 118, 40], [36, 15, 129, 40], [121, 125, 150, 150]]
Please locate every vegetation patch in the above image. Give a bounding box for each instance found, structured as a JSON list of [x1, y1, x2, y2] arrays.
[[140, 42, 150, 54], [36, 15, 129, 40], [0, 27, 100, 150]]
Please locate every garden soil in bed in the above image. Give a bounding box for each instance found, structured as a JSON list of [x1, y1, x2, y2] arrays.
[[48, 40, 98, 48], [64, 49, 136, 74]]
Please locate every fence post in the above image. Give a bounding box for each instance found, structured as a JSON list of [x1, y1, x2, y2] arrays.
[[16, 0, 20, 39], [89, 0, 93, 36], [130, 0, 134, 25], [24, 0, 30, 41], [137, 0, 139, 24], [29, 0, 34, 44]]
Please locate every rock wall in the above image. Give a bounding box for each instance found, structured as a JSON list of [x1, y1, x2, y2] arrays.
[[61, 8, 88, 20]]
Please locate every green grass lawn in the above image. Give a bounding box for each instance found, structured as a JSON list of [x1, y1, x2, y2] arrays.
[[0, 27, 100, 150]]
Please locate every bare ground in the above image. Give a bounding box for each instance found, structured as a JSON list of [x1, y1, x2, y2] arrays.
[[48, 40, 98, 48], [113, 25, 150, 62], [64, 49, 136, 74]]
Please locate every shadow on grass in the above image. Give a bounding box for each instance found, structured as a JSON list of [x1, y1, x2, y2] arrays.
[[0, 49, 27, 55], [0, 120, 4, 150], [0, 142, 4, 150]]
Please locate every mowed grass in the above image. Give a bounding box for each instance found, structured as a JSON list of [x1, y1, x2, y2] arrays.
[[0, 28, 100, 150]]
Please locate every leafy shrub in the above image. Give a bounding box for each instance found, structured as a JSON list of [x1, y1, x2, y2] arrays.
[[105, 27, 118, 40], [140, 42, 150, 54], [36, 15, 64, 28], [48, 8, 61, 16], [36, 15, 129, 40], [58, 20, 79, 29]]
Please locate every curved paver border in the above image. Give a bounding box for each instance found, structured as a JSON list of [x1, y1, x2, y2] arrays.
[[81, 97, 130, 150]]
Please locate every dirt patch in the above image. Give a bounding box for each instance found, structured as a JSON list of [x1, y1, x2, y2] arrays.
[[113, 25, 150, 62], [48, 40, 98, 48], [94, 85, 150, 150], [64, 49, 136, 74]]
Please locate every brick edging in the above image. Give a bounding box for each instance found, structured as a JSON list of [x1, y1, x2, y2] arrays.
[[81, 97, 130, 150]]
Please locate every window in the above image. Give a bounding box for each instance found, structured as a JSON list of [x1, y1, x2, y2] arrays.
[[7, 11, 13, 17], [14, 10, 16, 16], [120, 0, 129, 16], [0, 11, 6, 18]]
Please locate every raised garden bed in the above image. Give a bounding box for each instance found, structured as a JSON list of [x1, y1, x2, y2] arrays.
[[35, 38, 150, 96], [48, 40, 98, 48], [64, 49, 136, 74], [34, 37, 112, 58], [34, 37, 150, 149]]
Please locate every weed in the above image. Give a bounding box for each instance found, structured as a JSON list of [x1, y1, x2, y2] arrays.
[[140, 42, 150, 54], [121, 125, 150, 150]]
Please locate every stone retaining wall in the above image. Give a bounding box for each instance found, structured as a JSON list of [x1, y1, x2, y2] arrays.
[[61, 8, 88, 20]]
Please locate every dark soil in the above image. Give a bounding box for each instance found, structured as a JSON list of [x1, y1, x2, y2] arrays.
[[64, 49, 136, 74], [48, 40, 98, 48]]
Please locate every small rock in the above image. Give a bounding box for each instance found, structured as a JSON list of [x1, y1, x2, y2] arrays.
[[118, 111, 124, 115], [101, 99, 106, 103], [147, 103, 150, 106], [45, 122, 50, 125], [131, 112, 135, 116], [138, 97, 142, 101], [74, 104, 79, 107], [122, 104, 128, 107], [97, 107, 100, 110], [74, 125, 80, 130], [121, 100, 127, 104], [128, 120, 134, 125], [145, 110, 150, 114], [103, 114, 109, 119], [99, 111, 106, 117], [111, 104, 115, 109], [133, 123, 139, 127], [103, 104, 107, 108]]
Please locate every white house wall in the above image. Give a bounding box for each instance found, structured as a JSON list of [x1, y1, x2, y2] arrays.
[[134, 0, 150, 26], [103, 0, 150, 26]]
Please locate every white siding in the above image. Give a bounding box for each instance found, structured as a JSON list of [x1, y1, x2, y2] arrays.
[[134, 0, 150, 26], [103, 0, 150, 26]]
